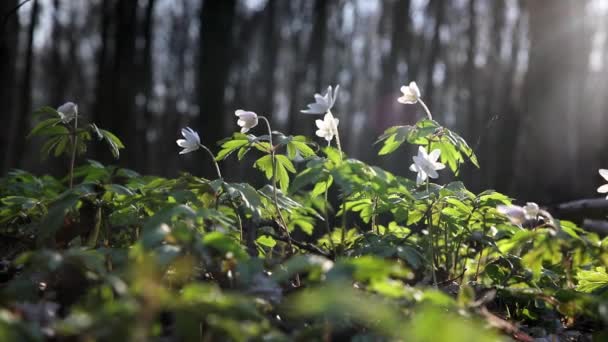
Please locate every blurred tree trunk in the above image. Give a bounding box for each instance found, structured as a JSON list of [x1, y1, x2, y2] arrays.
[[7, 0, 39, 169], [136, 0, 156, 170], [259, 0, 277, 119], [93, 0, 111, 160], [513, 0, 590, 202], [0, 0, 20, 173], [465, 0, 477, 141], [288, 0, 329, 136], [112, 0, 138, 167], [379, 0, 411, 96], [424, 0, 445, 107], [94, 0, 138, 168], [197, 0, 237, 178], [495, 0, 523, 194], [48, 0, 66, 106]]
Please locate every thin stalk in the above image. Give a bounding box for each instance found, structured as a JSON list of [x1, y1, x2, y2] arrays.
[[323, 180, 336, 254], [340, 198, 347, 249], [371, 195, 378, 234], [427, 183, 437, 287], [474, 248, 483, 282], [418, 99, 433, 121], [198, 144, 222, 179], [68, 113, 78, 188], [259, 116, 295, 254], [444, 220, 449, 274]]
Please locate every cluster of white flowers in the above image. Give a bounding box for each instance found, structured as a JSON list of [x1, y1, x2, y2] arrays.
[[176, 80, 440, 186], [301, 85, 340, 143]]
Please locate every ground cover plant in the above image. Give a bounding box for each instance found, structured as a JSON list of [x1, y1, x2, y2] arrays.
[[1, 82, 608, 341]]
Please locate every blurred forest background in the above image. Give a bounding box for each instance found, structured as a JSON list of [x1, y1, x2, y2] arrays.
[[1, 0, 607, 204]]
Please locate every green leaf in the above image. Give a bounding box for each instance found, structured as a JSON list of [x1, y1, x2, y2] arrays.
[[98, 129, 125, 159], [376, 125, 412, 155], [254, 155, 273, 180], [202, 231, 248, 260], [27, 118, 63, 138], [216, 133, 250, 161], [576, 267, 608, 293], [36, 193, 81, 246]]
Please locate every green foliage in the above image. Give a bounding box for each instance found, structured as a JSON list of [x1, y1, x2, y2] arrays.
[[1, 106, 605, 341], [28, 108, 124, 160], [377, 119, 479, 174]]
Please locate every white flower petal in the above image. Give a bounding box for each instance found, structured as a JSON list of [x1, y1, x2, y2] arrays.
[[598, 184, 608, 193], [429, 149, 441, 162], [416, 171, 427, 185], [433, 162, 445, 170], [409, 81, 421, 98], [600, 169, 608, 181]]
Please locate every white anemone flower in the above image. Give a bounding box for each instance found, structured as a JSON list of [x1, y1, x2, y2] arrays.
[[315, 112, 339, 142], [497, 202, 540, 226], [409, 146, 445, 185], [398, 81, 421, 104], [176, 127, 201, 154], [597, 169, 608, 199], [235, 109, 259, 133], [57, 102, 78, 124], [301, 85, 340, 114]]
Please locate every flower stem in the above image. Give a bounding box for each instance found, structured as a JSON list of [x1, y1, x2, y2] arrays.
[[427, 180, 437, 287], [418, 99, 433, 121], [323, 181, 336, 256], [259, 116, 295, 255], [68, 112, 78, 188], [199, 144, 222, 179]]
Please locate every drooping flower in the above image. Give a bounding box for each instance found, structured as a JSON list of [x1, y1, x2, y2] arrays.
[[409, 146, 445, 185], [597, 169, 608, 199], [57, 102, 78, 124], [176, 127, 201, 154], [497, 202, 540, 226], [398, 81, 421, 104], [301, 85, 340, 114], [315, 112, 340, 142], [235, 109, 259, 133]]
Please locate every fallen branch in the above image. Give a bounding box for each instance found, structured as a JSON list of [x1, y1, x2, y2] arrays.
[[552, 198, 608, 223], [582, 219, 608, 237]]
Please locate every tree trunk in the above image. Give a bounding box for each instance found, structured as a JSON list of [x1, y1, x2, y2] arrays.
[[288, 0, 329, 136], [495, 0, 523, 194], [0, 0, 20, 173], [94, 0, 139, 168], [196, 0, 237, 178], [424, 0, 445, 108], [6, 0, 39, 169], [512, 0, 591, 202], [137, 0, 156, 171]]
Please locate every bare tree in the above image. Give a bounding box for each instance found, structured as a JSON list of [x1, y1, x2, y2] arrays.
[[6, 0, 39, 169], [0, 0, 20, 172]]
